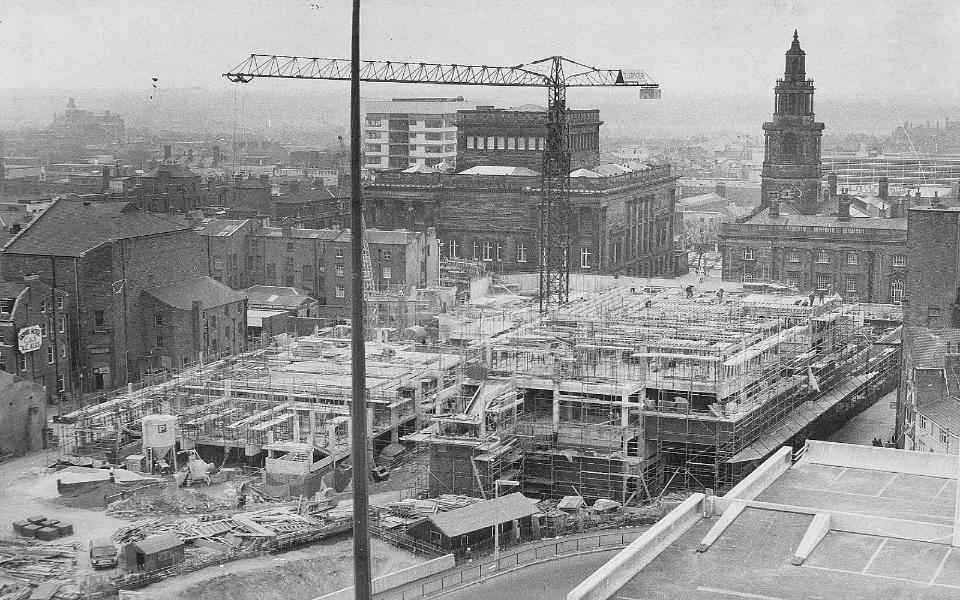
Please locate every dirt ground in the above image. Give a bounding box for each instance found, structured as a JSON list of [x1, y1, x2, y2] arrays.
[[146, 538, 423, 600]]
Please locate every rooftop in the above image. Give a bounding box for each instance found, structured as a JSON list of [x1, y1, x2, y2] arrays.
[[572, 441, 960, 600], [427, 493, 540, 538], [2, 200, 188, 257], [736, 206, 907, 231], [142, 276, 246, 311]]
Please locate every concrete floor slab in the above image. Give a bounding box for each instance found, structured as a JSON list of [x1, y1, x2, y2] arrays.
[[864, 538, 952, 582], [803, 531, 883, 573], [823, 467, 892, 495], [880, 473, 951, 502], [932, 548, 960, 588]]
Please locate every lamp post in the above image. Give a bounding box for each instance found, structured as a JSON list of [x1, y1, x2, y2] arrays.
[[492, 479, 520, 568]]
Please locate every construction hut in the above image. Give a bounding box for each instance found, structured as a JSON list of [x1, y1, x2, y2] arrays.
[[406, 493, 541, 553], [123, 533, 184, 573]]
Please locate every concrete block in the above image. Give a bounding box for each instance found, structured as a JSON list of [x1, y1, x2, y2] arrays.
[[55, 523, 74, 537], [26, 515, 46, 525], [36, 527, 60, 542], [12, 520, 29, 535], [698, 501, 746, 553], [21, 524, 42, 538], [791, 512, 831, 565]]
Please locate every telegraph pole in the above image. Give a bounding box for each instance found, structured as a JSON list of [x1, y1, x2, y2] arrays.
[[349, 0, 373, 597]]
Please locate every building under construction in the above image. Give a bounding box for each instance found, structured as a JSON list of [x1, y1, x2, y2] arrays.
[[407, 281, 901, 502], [53, 278, 900, 504]]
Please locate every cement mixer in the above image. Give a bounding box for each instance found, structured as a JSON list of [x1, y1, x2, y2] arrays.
[[175, 450, 216, 486]]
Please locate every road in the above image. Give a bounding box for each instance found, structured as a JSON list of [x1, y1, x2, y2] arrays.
[[435, 549, 618, 600], [827, 389, 897, 446]]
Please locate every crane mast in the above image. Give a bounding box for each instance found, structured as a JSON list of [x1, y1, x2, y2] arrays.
[[226, 55, 659, 308]]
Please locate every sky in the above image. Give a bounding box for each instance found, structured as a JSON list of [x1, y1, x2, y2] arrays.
[[1, 0, 959, 98]]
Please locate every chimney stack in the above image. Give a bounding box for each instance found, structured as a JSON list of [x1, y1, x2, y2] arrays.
[[932, 191, 943, 207], [163, 145, 172, 162], [101, 166, 111, 192], [878, 177, 889, 200], [827, 174, 838, 199], [837, 190, 851, 221], [769, 197, 780, 217], [259, 174, 270, 189], [715, 182, 727, 198], [889, 196, 903, 219]]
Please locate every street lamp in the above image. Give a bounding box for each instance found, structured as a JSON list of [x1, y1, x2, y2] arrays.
[[492, 479, 520, 568]]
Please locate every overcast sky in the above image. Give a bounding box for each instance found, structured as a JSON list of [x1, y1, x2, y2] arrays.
[[1, 0, 957, 99]]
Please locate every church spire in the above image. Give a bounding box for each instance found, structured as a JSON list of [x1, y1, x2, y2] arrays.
[[784, 29, 806, 81]]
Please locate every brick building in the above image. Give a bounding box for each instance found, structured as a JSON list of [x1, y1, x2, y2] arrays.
[[760, 31, 824, 214], [0, 199, 236, 392], [455, 105, 601, 172], [719, 197, 906, 302], [195, 217, 438, 309], [365, 165, 681, 278], [0, 277, 71, 400]]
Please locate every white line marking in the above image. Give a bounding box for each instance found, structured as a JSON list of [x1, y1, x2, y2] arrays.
[[861, 538, 888, 574], [804, 564, 960, 591], [823, 467, 848, 489], [875, 473, 898, 497], [695, 586, 787, 600], [934, 478, 953, 500], [930, 547, 953, 584], [617, 596, 644, 600]]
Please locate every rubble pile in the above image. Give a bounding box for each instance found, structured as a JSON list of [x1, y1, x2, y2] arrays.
[[0, 540, 81, 600], [107, 484, 233, 517]]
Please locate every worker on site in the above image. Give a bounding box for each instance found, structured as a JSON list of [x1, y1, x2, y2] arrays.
[[818, 289, 826, 304], [685, 284, 694, 299], [716, 288, 725, 303], [808, 290, 816, 306]]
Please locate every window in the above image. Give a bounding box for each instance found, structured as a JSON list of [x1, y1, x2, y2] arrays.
[[265, 263, 276, 277], [846, 252, 858, 266], [335, 248, 344, 259], [286, 242, 294, 252], [365, 118, 381, 127], [538, 137, 545, 150], [57, 297, 64, 310], [58, 316, 65, 333], [154, 314, 163, 326], [517, 243, 527, 263], [40, 300, 46, 314], [528, 137, 536, 151], [156, 336, 164, 348], [335, 284, 345, 298], [47, 346, 53, 364], [224, 325, 230, 339], [486, 136, 495, 150], [928, 306, 942, 327], [449, 240, 459, 259], [482, 241, 492, 261], [476, 136, 485, 150], [57, 374, 65, 392], [518, 138, 526, 150], [467, 136, 476, 149], [379, 250, 391, 262], [846, 277, 857, 294], [285, 257, 294, 271], [496, 137, 505, 149], [302, 265, 313, 279], [496, 243, 503, 262], [365, 130, 380, 140], [507, 137, 516, 150], [816, 250, 829, 263], [335, 264, 344, 277], [742, 248, 754, 261], [787, 272, 800, 289], [940, 426, 950, 446], [382, 267, 392, 280], [919, 414, 928, 430], [892, 253, 905, 267], [788, 250, 800, 263], [890, 280, 904, 303], [40, 322, 46, 337], [816, 274, 830, 291], [0, 353, 6, 371], [473, 241, 479, 261], [18, 354, 25, 372], [60, 345, 66, 359], [580, 247, 591, 269], [224, 305, 230, 316]]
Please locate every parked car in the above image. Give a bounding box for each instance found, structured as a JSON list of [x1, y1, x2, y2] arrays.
[[89, 538, 118, 568]]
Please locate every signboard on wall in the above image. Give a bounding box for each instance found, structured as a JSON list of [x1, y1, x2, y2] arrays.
[[17, 325, 41, 353]]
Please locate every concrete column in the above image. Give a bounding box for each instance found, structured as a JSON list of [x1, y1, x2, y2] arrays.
[[292, 411, 301, 443], [552, 381, 561, 432]]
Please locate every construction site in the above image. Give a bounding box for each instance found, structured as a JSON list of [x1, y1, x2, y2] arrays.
[[50, 275, 900, 506]]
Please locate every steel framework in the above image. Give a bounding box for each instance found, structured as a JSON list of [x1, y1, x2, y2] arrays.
[[224, 55, 660, 309]]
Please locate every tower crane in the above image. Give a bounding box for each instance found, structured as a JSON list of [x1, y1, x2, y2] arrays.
[[225, 55, 660, 309]]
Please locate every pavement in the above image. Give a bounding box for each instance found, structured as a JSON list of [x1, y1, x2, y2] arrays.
[[826, 389, 897, 447]]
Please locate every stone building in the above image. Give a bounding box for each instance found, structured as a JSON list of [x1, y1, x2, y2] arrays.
[[760, 31, 824, 214], [455, 105, 601, 172], [364, 97, 477, 170], [364, 164, 681, 278], [719, 196, 906, 302]]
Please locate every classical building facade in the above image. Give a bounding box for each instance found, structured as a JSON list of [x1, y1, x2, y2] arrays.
[[719, 199, 906, 303], [455, 105, 601, 172], [760, 31, 824, 214], [364, 166, 681, 278]]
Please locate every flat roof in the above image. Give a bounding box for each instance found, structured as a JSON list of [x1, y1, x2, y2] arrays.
[[580, 441, 960, 600]]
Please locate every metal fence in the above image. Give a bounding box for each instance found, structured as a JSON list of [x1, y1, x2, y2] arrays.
[[377, 529, 642, 600]]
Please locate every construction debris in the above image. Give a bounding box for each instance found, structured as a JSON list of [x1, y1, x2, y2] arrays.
[[0, 539, 80, 600]]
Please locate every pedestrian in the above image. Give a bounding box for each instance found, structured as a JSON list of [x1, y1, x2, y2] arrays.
[[466, 546, 472, 563], [808, 291, 816, 306], [716, 288, 724, 303], [685, 284, 694, 299], [818, 290, 825, 304]]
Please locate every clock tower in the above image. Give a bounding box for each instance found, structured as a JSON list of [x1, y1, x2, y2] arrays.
[[761, 31, 824, 215]]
